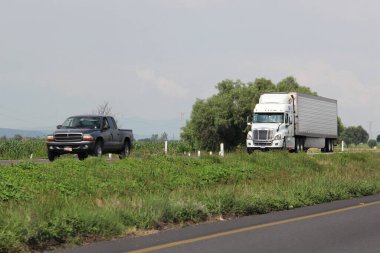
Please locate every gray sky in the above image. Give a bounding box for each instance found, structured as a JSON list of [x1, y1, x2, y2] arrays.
[[1, 0, 379, 139]]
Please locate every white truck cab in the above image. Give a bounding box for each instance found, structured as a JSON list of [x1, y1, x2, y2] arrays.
[[246, 93, 337, 153]]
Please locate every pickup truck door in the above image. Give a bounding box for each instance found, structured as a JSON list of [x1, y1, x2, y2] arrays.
[[101, 117, 114, 152], [107, 117, 123, 151]]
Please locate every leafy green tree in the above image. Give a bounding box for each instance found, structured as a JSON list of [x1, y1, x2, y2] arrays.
[[377, 135, 380, 142], [342, 126, 369, 146], [368, 139, 377, 148], [181, 76, 316, 150], [337, 117, 345, 138]]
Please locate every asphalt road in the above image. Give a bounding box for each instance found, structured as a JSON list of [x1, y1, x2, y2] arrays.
[[55, 194, 380, 253]]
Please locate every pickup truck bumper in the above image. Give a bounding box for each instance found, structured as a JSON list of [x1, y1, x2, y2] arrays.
[[47, 141, 96, 154]]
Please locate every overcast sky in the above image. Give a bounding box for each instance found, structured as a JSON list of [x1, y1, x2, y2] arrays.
[[1, 0, 379, 139]]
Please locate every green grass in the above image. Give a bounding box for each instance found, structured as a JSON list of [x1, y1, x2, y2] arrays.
[[1, 152, 380, 252]]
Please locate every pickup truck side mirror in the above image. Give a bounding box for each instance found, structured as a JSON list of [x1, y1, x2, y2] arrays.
[[247, 122, 252, 126], [57, 125, 62, 129]]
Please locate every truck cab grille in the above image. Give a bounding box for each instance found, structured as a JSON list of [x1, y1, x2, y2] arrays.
[[253, 129, 274, 141], [54, 133, 83, 142]]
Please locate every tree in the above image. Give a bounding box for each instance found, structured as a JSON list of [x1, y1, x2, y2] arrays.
[[95, 101, 113, 115], [337, 117, 345, 138], [342, 126, 369, 146], [13, 134, 23, 141], [377, 135, 380, 142], [159, 132, 168, 141], [181, 76, 317, 150], [368, 139, 377, 148], [150, 134, 159, 142]]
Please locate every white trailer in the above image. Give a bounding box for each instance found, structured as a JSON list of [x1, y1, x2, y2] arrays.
[[246, 92, 338, 153]]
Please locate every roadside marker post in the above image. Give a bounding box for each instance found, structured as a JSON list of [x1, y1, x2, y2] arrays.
[[342, 140, 344, 152], [219, 143, 224, 157], [164, 141, 168, 155]]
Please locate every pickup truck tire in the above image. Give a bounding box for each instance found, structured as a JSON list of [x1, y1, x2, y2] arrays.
[[78, 153, 88, 160], [93, 141, 103, 157], [48, 150, 57, 162], [119, 141, 130, 159]]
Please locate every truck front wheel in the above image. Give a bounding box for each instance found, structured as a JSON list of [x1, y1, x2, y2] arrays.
[[93, 141, 103, 157], [48, 150, 57, 162]]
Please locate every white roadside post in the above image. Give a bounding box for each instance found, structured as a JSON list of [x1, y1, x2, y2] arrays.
[[219, 143, 224, 157], [30, 154, 33, 159], [108, 153, 112, 159], [341, 140, 344, 152], [198, 150, 201, 157], [209, 151, 213, 156], [164, 141, 168, 155]]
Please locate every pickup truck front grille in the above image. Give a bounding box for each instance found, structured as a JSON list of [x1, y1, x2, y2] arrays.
[[253, 129, 274, 141], [54, 133, 83, 142]]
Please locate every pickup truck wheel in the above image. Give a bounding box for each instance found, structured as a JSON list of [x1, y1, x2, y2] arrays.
[[119, 141, 130, 159], [78, 153, 88, 160], [48, 151, 56, 162], [93, 141, 103, 157]]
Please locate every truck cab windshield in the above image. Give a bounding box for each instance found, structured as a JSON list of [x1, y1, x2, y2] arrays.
[[62, 117, 101, 129], [253, 113, 284, 123]]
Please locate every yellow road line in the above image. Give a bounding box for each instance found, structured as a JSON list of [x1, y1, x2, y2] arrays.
[[126, 200, 380, 253]]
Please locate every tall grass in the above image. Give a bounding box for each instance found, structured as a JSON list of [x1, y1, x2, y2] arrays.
[[1, 152, 380, 252]]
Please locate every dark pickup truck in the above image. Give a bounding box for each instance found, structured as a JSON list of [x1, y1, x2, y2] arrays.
[[47, 115, 134, 161]]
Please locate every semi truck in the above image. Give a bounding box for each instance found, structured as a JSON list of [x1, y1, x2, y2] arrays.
[[246, 92, 337, 153], [47, 115, 134, 161]]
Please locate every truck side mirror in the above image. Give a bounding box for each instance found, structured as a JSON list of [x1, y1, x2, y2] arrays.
[[57, 125, 62, 129], [247, 122, 252, 126]]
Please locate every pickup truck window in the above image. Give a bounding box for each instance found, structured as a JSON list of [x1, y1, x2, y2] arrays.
[[62, 116, 101, 129], [108, 117, 117, 129], [102, 118, 110, 129]]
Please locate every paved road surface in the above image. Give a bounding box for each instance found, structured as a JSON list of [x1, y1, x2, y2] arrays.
[[55, 194, 380, 253]]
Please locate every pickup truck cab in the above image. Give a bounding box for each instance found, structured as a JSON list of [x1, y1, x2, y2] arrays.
[[47, 115, 133, 161]]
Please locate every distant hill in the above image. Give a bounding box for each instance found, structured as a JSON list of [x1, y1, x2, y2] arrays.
[[0, 128, 48, 138]]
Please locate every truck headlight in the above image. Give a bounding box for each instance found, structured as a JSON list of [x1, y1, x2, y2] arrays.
[[47, 135, 54, 142], [274, 134, 282, 140], [83, 134, 94, 141]]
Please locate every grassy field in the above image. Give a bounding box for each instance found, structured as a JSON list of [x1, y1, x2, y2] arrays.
[[1, 151, 380, 252]]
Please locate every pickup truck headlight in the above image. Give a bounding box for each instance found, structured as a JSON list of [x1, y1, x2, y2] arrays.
[[274, 134, 282, 140], [47, 135, 54, 142], [247, 132, 252, 140], [82, 134, 94, 141]]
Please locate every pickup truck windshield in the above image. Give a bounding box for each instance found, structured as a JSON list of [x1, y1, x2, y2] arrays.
[[62, 117, 101, 129], [254, 113, 284, 123]]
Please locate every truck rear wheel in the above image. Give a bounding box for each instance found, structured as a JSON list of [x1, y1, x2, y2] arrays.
[[119, 141, 130, 159]]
